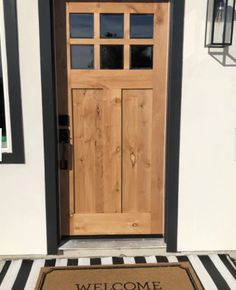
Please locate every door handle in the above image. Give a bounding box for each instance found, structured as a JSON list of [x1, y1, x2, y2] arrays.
[[59, 128, 71, 170]]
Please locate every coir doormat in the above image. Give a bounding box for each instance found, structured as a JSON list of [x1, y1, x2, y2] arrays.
[[35, 263, 203, 290]]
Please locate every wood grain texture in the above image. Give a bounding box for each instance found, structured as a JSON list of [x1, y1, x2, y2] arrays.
[[73, 89, 121, 214], [65, 2, 170, 235], [150, 3, 169, 233], [68, 3, 160, 13], [70, 213, 151, 235], [70, 71, 153, 89], [70, 39, 154, 45], [94, 13, 100, 69], [122, 89, 153, 214]]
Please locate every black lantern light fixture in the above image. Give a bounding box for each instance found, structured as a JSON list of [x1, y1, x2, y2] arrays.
[[206, 0, 236, 47]]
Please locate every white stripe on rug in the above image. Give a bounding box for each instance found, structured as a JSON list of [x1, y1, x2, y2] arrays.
[[145, 256, 157, 264], [167, 256, 178, 263], [123, 257, 135, 264], [24, 259, 45, 290], [0, 261, 5, 274], [101, 257, 113, 265], [188, 255, 218, 290], [0, 260, 22, 290], [55, 259, 68, 267], [78, 258, 90, 266], [210, 254, 236, 289]]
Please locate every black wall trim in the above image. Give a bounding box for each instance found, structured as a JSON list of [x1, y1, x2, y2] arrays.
[[38, 0, 60, 254], [1, 0, 25, 164], [39, 0, 185, 254], [164, 0, 185, 252]]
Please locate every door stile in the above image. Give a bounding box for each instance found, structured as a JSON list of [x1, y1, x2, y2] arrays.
[[66, 3, 75, 226], [150, 3, 169, 233]]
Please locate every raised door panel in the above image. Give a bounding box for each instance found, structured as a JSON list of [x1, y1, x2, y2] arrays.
[[73, 89, 122, 214], [122, 89, 153, 213]]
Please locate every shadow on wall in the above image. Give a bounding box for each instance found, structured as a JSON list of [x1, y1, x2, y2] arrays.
[[208, 46, 236, 66]]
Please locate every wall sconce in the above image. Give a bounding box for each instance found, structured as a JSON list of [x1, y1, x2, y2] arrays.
[[206, 0, 236, 47]]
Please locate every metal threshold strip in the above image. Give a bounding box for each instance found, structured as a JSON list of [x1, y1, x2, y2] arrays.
[[60, 238, 166, 251], [59, 238, 166, 257]]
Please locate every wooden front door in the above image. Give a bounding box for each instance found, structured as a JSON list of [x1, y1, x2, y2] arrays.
[[66, 2, 169, 235]]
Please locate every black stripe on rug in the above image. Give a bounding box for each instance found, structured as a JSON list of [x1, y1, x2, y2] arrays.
[[0, 261, 11, 286], [219, 255, 236, 279], [90, 258, 102, 265], [44, 259, 56, 267], [199, 255, 231, 290], [12, 260, 33, 290], [112, 257, 124, 264], [134, 256, 147, 264], [156, 256, 168, 263], [67, 259, 78, 266], [177, 256, 189, 262]]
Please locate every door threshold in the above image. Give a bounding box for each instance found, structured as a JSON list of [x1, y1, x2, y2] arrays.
[[59, 238, 166, 257]]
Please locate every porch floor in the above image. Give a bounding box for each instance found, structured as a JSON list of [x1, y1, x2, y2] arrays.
[[0, 254, 236, 289], [58, 238, 236, 260]]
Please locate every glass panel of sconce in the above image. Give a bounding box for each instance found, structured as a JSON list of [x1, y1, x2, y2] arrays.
[[213, 0, 235, 44], [224, 0, 235, 44]]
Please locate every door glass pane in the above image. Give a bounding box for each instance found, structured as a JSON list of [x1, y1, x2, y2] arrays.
[[130, 45, 153, 69], [71, 45, 94, 69], [0, 43, 6, 147], [100, 14, 124, 38], [130, 14, 154, 38], [100, 45, 123, 69], [70, 13, 94, 38]]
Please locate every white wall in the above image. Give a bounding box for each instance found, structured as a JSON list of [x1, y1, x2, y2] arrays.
[[178, 0, 236, 251], [0, 0, 47, 255], [1, 0, 236, 255]]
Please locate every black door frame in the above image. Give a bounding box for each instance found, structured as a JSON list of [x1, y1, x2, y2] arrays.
[[38, 0, 185, 254]]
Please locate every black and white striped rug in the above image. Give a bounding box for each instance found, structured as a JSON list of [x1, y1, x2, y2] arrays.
[[0, 255, 236, 290]]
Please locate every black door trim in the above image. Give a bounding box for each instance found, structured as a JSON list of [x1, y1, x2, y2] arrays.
[[38, 0, 60, 254], [164, 0, 185, 252], [39, 0, 185, 254]]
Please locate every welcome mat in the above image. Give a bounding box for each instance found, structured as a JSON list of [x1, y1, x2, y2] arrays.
[[35, 263, 203, 290]]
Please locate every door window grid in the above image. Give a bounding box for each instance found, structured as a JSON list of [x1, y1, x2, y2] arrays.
[[69, 13, 154, 70]]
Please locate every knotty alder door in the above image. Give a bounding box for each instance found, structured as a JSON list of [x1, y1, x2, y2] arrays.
[[66, 2, 169, 235]]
